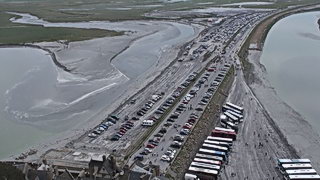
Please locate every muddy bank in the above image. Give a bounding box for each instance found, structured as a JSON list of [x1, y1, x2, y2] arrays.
[[246, 49, 320, 171]]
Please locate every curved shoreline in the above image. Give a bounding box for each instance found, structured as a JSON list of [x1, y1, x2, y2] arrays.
[[0, 44, 70, 72]]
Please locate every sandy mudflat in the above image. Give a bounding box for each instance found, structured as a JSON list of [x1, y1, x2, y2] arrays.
[[3, 13, 202, 161], [248, 49, 320, 171]]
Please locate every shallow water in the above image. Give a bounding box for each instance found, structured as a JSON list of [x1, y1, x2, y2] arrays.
[[261, 11, 320, 135], [0, 48, 54, 159]]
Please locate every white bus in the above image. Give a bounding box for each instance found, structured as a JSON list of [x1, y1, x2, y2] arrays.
[[226, 102, 244, 113], [215, 127, 236, 133], [198, 148, 227, 161], [202, 143, 229, 153], [278, 159, 311, 167], [226, 110, 244, 120], [184, 173, 199, 180], [207, 136, 233, 144], [195, 153, 223, 162], [285, 169, 317, 176], [280, 164, 313, 174], [188, 166, 218, 180], [223, 112, 240, 124], [220, 121, 239, 132], [190, 162, 221, 171], [204, 139, 231, 149], [222, 105, 242, 115], [286, 175, 320, 180], [193, 158, 222, 166]]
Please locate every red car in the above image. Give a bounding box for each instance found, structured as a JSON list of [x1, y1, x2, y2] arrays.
[[146, 144, 155, 149]]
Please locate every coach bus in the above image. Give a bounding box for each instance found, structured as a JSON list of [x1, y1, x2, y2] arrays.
[[193, 158, 222, 166], [280, 164, 313, 174], [211, 130, 237, 140], [223, 111, 240, 124], [204, 139, 231, 149], [226, 110, 244, 121], [219, 120, 239, 132], [222, 105, 242, 115], [195, 153, 224, 162], [198, 148, 227, 161], [285, 169, 318, 176], [215, 127, 236, 133], [277, 159, 311, 167], [207, 136, 233, 144], [190, 162, 221, 171], [188, 166, 218, 180], [286, 174, 320, 180], [184, 173, 199, 180], [225, 102, 244, 113], [202, 143, 229, 154]]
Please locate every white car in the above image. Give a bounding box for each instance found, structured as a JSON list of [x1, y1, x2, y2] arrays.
[[144, 148, 153, 153], [88, 133, 98, 138], [161, 155, 171, 162]]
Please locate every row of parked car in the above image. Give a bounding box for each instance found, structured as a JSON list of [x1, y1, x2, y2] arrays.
[[160, 63, 223, 162], [137, 93, 164, 116], [142, 72, 198, 128], [159, 67, 214, 162], [160, 113, 200, 163], [111, 93, 167, 141], [136, 72, 201, 161], [88, 115, 120, 138]]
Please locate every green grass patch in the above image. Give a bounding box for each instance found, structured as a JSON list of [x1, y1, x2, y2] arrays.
[[0, 12, 122, 44], [0, 25, 122, 44]]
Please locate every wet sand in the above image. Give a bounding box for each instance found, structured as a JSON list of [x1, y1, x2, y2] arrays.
[[1, 13, 202, 160]]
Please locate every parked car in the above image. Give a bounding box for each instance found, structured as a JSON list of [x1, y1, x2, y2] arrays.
[[134, 155, 144, 161]]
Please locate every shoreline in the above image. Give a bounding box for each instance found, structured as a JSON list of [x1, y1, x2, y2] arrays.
[[241, 4, 320, 170], [0, 44, 70, 72]]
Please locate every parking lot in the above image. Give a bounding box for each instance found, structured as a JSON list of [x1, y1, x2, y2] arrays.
[[128, 58, 233, 171]]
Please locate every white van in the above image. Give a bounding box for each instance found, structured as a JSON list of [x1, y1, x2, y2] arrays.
[[142, 120, 154, 127]]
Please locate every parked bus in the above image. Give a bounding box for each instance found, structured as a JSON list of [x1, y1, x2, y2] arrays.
[[280, 164, 313, 174], [226, 110, 244, 120], [285, 169, 317, 176], [222, 105, 242, 115], [207, 136, 233, 144], [185, 173, 200, 180], [220, 120, 238, 133], [225, 102, 244, 113], [202, 143, 229, 154], [277, 159, 311, 167], [215, 127, 236, 134], [188, 166, 218, 180], [223, 111, 240, 124], [211, 130, 236, 140], [193, 158, 222, 166], [190, 162, 221, 171], [195, 153, 223, 162], [204, 140, 231, 149], [198, 148, 227, 161], [286, 175, 320, 180]]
